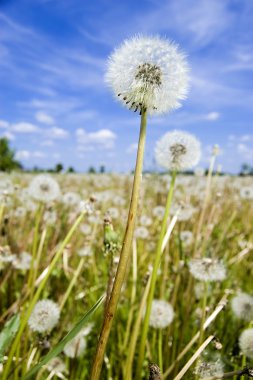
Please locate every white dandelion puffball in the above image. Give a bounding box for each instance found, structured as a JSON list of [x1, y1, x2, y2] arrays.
[[13, 252, 32, 270], [195, 359, 224, 379], [188, 258, 226, 282], [28, 175, 61, 203], [239, 328, 253, 358], [231, 293, 253, 322], [155, 130, 201, 170], [63, 331, 87, 358], [28, 300, 60, 333], [149, 300, 174, 329], [106, 35, 189, 115]]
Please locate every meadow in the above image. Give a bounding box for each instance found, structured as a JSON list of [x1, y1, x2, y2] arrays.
[[0, 169, 253, 379]]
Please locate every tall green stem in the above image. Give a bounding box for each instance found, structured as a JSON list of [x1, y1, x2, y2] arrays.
[[136, 171, 177, 379], [90, 109, 148, 380]]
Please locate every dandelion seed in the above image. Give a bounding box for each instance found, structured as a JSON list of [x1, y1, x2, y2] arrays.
[[46, 357, 67, 375], [28, 175, 61, 203], [139, 215, 152, 227], [28, 300, 60, 333], [77, 245, 92, 257], [155, 130, 201, 171], [63, 331, 87, 358], [240, 186, 253, 200], [13, 206, 26, 219], [194, 358, 224, 379], [135, 226, 149, 239], [43, 210, 57, 225], [180, 230, 193, 246], [62, 191, 81, 207], [188, 258, 226, 282], [231, 292, 253, 321], [239, 328, 253, 358], [106, 35, 189, 115], [106, 207, 120, 219], [80, 223, 92, 235], [0, 246, 16, 264], [13, 252, 32, 270], [152, 205, 165, 220], [149, 300, 174, 329]]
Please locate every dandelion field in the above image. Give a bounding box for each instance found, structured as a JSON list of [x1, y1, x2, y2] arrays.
[[0, 169, 253, 380]]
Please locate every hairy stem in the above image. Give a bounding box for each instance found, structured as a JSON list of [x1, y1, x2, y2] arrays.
[[90, 109, 148, 380]]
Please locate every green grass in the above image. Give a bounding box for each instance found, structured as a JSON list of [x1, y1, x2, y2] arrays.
[[0, 172, 252, 379]]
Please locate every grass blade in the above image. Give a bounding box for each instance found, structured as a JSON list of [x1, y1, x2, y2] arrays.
[[0, 314, 20, 363]]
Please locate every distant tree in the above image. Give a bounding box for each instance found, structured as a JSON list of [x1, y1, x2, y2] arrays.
[[99, 165, 105, 173], [240, 163, 253, 176], [67, 166, 75, 173], [88, 166, 96, 174], [55, 163, 64, 173], [0, 138, 22, 172]]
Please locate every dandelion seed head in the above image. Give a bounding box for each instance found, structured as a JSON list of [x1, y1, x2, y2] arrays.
[[155, 130, 201, 170], [13, 252, 32, 270], [231, 292, 253, 321], [194, 358, 224, 379], [188, 258, 226, 282], [62, 191, 81, 207], [152, 205, 165, 220], [43, 210, 57, 225], [240, 186, 253, 200], [180, 230, 193, 246], [139, 215, 152, 227], [46, 357, 67, 374], [28, 300, 60, 333], [149, 299, 174, 329], [63, 331, 87, 358], [106, 35, 189, 115], [0, 246, 16, 264], [77, 245, 92, 257], [28, 175, 61, 203], [135, 226, 149, 239], [239, 328, 253, 358]]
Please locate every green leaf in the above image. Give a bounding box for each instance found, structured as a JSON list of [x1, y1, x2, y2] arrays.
[[0, 314, 20, 363], [23, 294, 105, 379]]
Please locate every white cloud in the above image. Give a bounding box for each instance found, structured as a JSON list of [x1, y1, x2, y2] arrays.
[[76, 128, 117, 149], [15, 150, 46, 160], [15, 150, 31, 159], [0, 120, 9, 129], [11, 122, 41, 133], [1, 131, 15, 140], [204, 112, 220, 121], [240, 134, 253, 142], [47, 127, 69, 139], [35, 111, 55, 125], [237, 143, 253, 160]]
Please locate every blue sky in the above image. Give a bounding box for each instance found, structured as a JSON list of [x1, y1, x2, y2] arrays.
[[0, 0, 253, 173]]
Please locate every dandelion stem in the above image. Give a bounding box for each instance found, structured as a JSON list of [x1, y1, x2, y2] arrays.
[[198, 281, 208, 346], [136, 171, 177, 379], [172, 335, 214, 380], [90, 108, 148, 380]]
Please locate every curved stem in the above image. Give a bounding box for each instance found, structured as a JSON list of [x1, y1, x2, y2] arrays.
[[136, 171, 177, 379], [90, 109, 148, 380]]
